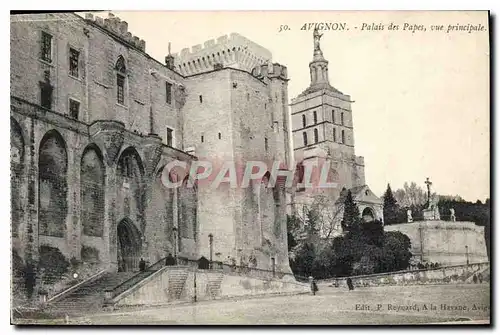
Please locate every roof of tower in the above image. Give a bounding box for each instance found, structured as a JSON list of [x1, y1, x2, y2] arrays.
[[335, 185, 382, 205], [297, 83, 343, 98]]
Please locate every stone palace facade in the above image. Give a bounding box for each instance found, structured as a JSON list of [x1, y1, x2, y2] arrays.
[[10, 12, 293, 279]]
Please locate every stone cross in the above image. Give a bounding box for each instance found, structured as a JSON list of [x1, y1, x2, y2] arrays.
[[425, 177, 432, 207]]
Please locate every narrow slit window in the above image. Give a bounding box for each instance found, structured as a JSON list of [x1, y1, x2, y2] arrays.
[[166, 82, 172, 104]]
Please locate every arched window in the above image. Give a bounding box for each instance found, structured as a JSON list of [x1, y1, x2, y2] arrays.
[[341, 130, 345, 144], [333, 127, 336, 142], [303, 132, 308, 146], [115, 56, 126, 105], [341, 112, 344, 125], [313, 111, 317, 124], [302, 114, 306, 128], [314, 128, 319, 143], [332, 110, 335, 123]]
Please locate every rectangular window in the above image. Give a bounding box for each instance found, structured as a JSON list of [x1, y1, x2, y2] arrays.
[[332, 110, 335, 123], [166, 128, 173, 147], [69, 48, 80, 77], [201, 134, 204, 143], [40, 83, 53, 109], [333, 127, 336, 142], [265, 137, 268, 152], [166, 82, 172, 104], [41, 31, 52, 62], [303, 132, 308, 146], [117, 74, 125, 105], [69, 99, 80, 119]]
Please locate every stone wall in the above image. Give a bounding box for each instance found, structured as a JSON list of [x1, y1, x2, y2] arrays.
[[115, 266, 310, 306], [321, 262, 490, 287], [384, 221, 488, 266]]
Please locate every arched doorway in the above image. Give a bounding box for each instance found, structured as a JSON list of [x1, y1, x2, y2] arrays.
[[362, 207, 375, 222], [117, 219, 142, 272]]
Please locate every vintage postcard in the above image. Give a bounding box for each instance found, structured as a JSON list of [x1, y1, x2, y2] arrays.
[[10, 10, 490, 325]]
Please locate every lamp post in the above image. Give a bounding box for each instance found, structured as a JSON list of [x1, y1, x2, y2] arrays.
[[173, 226, 178, 258], [208, 233, 214, 268], [465, 245, 469, 266]]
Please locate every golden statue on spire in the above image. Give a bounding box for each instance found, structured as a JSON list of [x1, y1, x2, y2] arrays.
[[313, 26, 323, 51]]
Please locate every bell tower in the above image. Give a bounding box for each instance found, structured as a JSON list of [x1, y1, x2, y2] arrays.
[[290, 27, 366, 200]]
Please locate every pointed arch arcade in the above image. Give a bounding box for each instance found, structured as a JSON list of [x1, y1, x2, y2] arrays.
[[38, 130, 68, 237], [81, 144, 105, 237], [11, 117, 25, 238]]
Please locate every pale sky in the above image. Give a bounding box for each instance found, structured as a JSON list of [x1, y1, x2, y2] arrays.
[[88, 11, 490, 202]]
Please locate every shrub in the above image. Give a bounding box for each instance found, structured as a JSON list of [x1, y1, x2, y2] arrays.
[[38, 245, 69, 284]]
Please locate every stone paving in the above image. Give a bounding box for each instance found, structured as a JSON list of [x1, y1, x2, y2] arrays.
[[17, 283, 490, 325]]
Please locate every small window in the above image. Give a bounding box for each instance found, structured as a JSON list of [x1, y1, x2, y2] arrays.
[[69, 99, 80, 119], [332, 110, 335, 123], [303, 132, 308, 146], [265, 103, 267, 110], [341, 130, 345, 144], [199, 95, 203, 103], [166, 82, 172, 104], [333, 127, 336, 142], [313, 111, 317, 124], [69, 48, 80, 77], [302, 114, 306, 128], [166, 128, 174, 147], [341, 112, 344, 125], [265, 137, 268, 152], [116, 74, 125, 105], [201, 134, 204, 143], [218, 132, 221, 140], [247, 93, 250, 101], [41, 31, 52, 62], [314, 128, 319, 143]]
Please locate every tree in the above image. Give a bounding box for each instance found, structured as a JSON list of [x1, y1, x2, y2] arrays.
[[380, 231, 412, 272], [341, 190, 362, 232], [393, 182, 428, 208], [309, 195, 343, 238], [383, 184, 400, 224]]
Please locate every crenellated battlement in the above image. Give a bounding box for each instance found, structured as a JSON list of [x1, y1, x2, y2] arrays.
[[251, 63, 288, 80], [173, 33, 272, 76], [85, 12, 146, 52]]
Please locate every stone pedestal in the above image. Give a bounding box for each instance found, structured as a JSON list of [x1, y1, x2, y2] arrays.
[[423, 206, 441, 221]]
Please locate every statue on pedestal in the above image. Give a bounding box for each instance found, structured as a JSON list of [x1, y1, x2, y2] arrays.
[[450, 208, 456, 222], [407, 209, 413, 223], [313, 27, 323, 52]]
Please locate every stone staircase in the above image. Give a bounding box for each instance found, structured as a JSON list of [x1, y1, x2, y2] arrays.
[[206, 272, 224, 299], [47, 272, 135, 315], [167, 268, 189, 301], [466, 266, 490, 283]]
